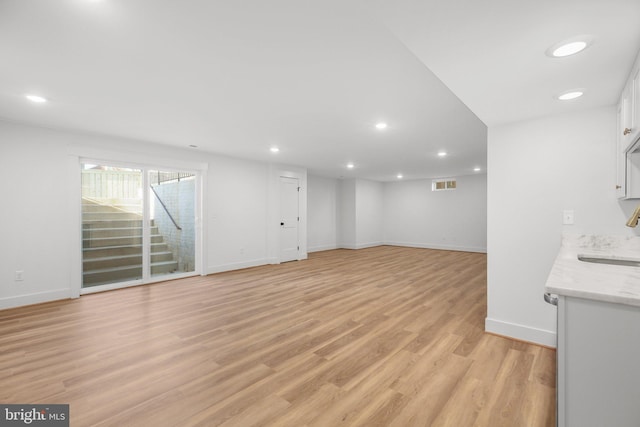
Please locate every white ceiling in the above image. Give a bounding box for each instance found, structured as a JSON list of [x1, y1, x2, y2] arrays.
[[373, 0, 640, 126], [1, 0, 639, 181]]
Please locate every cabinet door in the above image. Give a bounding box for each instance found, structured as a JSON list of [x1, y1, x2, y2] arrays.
[[632, 67, 640, 144], [616, 102, 627, 198], [559, 297, 640, 427], [621, 80, 635, 151]]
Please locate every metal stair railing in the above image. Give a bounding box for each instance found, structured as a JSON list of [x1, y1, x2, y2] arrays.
[[149, 185, 182, 231]]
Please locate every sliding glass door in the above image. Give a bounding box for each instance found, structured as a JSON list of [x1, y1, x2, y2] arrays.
[[81, 162, 198, 291], [149, 170, 196, 278]]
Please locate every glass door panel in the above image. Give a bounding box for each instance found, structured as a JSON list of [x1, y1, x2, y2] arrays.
[[81, 164, 143, 287], [148, 170, 196, 278]]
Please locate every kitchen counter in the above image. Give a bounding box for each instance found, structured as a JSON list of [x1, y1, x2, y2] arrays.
[[545, 234, 640, 307]]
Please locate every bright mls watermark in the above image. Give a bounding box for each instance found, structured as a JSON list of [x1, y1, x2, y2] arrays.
[[0, 405, 69, 426]]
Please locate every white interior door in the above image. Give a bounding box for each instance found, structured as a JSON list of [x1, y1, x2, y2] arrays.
[[279, 176, 299, 262]]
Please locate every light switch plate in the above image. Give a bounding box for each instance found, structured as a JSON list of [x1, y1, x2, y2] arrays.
[[563, 210, 574, 225]]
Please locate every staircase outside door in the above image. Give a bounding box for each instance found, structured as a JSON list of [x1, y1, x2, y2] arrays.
[[81, 163, 198, 291]]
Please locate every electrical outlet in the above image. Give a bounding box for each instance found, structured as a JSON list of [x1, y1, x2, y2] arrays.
[[240, 247, 245, 255], [15, 270, 24, 281], [563, 210, 574, 225]]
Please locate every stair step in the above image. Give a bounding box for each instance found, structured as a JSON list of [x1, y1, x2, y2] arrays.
[[82, 211, 142, 221], [83, 227, 140, 239], [83, 243, 169, 258], [83, 219, 156, 228], [83, 251, 174, 270], [83, 219, 145, 228], [81, 206, 142, 215], [84, 254, 141, 271], [80, 198, 180, 287], [81, 203, 142, 209], [82, 226, 160, 239], [83, 260, 178, 274], [82, 197, 140, 205], [82, 261, 179, 287], [83, 234, 165, 248]]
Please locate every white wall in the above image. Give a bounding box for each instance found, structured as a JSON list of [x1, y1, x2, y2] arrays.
[[487, 106, 639, 347], [334, 178, 384, 250], [0, 122, 74, 308], [309, 174, 486, 252], [307, 175, 338, 252], [383, 174, 487, 252], [207, 156, 269, 273], [337, 179, 357, 249], [355, 179, 384, 248], [0, 120, 306, 309]]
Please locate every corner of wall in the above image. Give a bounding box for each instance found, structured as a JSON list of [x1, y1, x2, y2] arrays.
[[485, 317, 557, 348]]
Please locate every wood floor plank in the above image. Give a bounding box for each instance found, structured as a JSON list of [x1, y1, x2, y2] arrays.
[[517, 381, 556, 427], [0, 246, 555, 426], [266, 383, 346, 427], [473, 348, 537, 427], [388, 371, 465, 427], [429, 375, 489, 427]]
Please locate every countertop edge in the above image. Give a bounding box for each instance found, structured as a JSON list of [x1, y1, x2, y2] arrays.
[[544, 234, 640, 307]]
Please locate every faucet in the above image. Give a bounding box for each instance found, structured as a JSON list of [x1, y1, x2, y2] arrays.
[[626, 205, 640, 227]]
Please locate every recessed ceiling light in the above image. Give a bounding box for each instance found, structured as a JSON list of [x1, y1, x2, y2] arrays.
[[25, 94, 47, 103], [557, 90, 584, 101], [546, 36, 593, 58], [270, 147, 279, 153], [552, 41, 587, 57], [397, 174, 403, 179], [346, 163, 355, 169], [437, 151, 447, 157], [375, 122, 387, 130], [473, 167, 481, 172]]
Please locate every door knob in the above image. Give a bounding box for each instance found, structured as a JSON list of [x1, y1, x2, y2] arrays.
[[280, 222, 284, 226], [624, 128, 632, 136]]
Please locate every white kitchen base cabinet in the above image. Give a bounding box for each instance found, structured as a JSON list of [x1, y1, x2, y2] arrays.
[[557, 296, 640, 427]]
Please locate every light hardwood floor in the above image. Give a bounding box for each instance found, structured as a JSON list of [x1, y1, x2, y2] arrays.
[[0, 246, 555, 426]]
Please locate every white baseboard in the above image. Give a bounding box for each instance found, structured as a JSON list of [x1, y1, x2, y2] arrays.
[[385, 241, 487, 254], [485, 317, 557, 348], [337, 242, 383, 250], [0, 289, 72, 311], [355, 241, 383, 249], [206, 258, 269, 275], [308, 244, 337, 253], [338, 243, 357, 250]]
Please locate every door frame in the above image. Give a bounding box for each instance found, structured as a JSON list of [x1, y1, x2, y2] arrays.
[[279, 175, 300, 263], [267, 165, 307, 264], [68, 146, 207, 297]]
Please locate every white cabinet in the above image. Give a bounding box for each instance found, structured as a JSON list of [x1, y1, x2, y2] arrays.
[[629, 68, 640, 146], [557, 296, 640, 427], [616, 103, 627, 198], [620, 76, 636, 152], [616, 54, 640, 199]]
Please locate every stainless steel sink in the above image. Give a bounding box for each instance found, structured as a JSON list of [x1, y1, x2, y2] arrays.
[[577, 255, 640, 267]]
